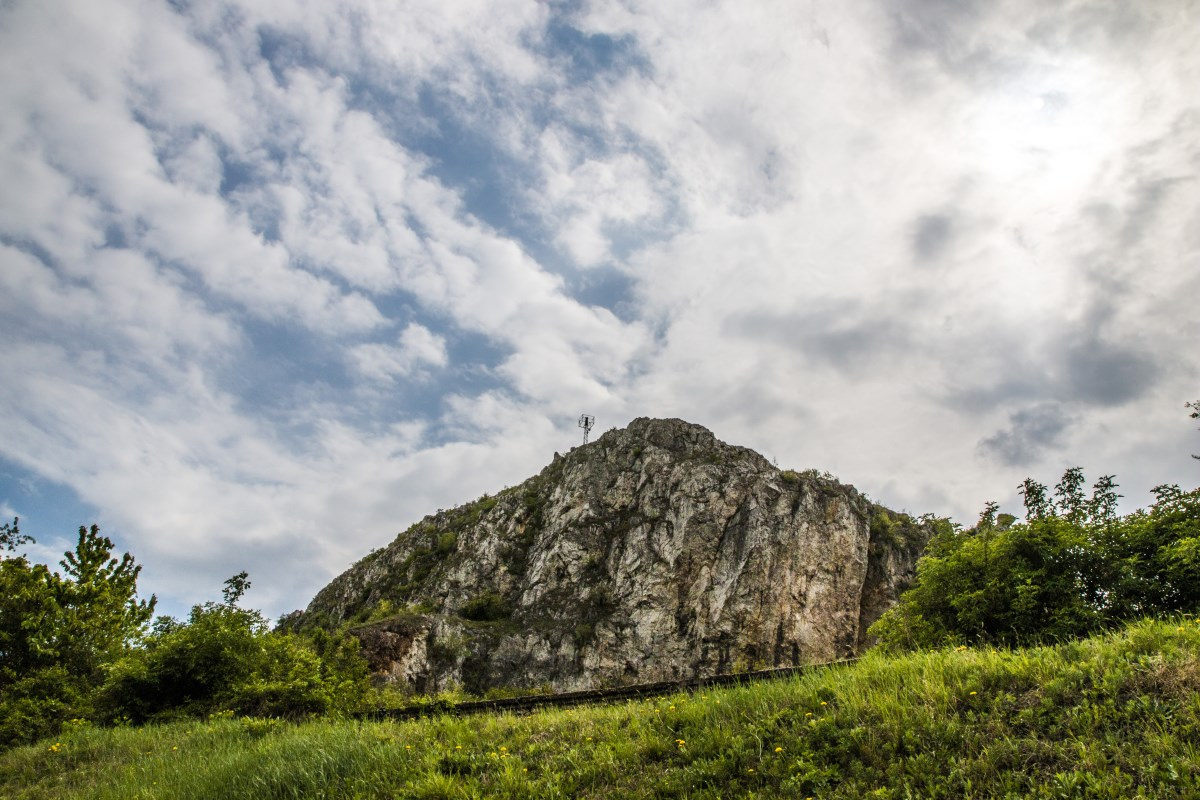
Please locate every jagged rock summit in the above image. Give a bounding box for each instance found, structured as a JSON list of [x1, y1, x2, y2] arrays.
[[288, 417, 930, 694]]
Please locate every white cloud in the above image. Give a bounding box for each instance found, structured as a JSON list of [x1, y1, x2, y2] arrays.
[[0, 0, 649, 615], [350, 324, 448, 383], [561, 0, 1200, 522], [0, 0, 386, 337], [533, 128, 668, 267], [236, 0, 550, 92], [0, 244, 237, 364]]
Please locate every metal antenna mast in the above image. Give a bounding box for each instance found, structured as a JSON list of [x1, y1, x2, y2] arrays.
[[578, 414, 595, 445]]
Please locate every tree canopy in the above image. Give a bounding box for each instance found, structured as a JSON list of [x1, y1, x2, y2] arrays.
[[870, 470, 1200, 650], [0, 523, 155, 745], [0, 521, 366, 748]]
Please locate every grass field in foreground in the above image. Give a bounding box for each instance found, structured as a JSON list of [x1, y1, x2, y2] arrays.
[[3, 618, 1198, 799]]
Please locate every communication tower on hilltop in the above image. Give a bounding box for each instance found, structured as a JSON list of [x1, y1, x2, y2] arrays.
[[578, 414, 595, 445]]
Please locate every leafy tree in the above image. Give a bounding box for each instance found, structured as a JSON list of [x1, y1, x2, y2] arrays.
[[0, 523, 154, 747], [98, 574, 368, 723], [1096, 483, 1200, 616], [1055, 467, 1087, 525], [0, 518, 31, 555], [1, 533, 368, 746], [0, 553, 58, 688], [1018, 479, 1051, 520], [54, 525, 156, 682], [0, 518, 57, 690], [1087, 475, 1121, 524], [870, 510, 1102, 649], [870, 469, 1200, 651], [222, 570, 251, 606]]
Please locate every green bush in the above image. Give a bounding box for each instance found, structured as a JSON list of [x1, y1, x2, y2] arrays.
[[96, 603, 368, 723], [0, 522, 155, 747], [458, 592, 512, 623], [0, 666, 90, 747], [4, 620, 1200, 799], [871, 471, 1200, 650], [436, 532, 458, 556]]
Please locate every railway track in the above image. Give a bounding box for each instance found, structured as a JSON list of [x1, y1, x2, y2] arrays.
[[360, 657, 861, 721]]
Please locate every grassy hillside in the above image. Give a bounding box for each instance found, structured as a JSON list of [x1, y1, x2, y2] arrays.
[[3, 618, 1198, 799]]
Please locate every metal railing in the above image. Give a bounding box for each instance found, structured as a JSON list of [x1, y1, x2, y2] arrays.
[[360, 658, 861, 721]]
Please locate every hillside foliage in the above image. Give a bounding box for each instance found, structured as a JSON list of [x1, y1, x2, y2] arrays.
[[3, 619, 1197, 799], [96, 596, 368, 724], [870, 470, 1200, 650], [0, 522, 155, 746], [4, 409, 1199, 783], [0, 523, 367, 748]]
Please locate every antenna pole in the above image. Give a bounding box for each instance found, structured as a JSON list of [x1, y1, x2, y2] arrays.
[[578, 414, 595, 445]]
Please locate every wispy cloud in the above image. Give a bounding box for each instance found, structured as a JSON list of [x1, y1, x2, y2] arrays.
[[350, 323, 448, 382], [979, 403, 1074, 467]]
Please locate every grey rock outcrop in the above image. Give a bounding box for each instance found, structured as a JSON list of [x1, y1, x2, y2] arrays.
[[289, 418, 929, 694]]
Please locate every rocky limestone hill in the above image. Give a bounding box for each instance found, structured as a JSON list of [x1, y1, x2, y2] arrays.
[[284, 418, 932, 694]]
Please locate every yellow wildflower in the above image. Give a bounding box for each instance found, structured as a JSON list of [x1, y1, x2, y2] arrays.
[[775, 747, 783, 753]]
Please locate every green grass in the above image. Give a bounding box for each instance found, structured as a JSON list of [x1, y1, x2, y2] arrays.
[[4, 618, 1199, 799]]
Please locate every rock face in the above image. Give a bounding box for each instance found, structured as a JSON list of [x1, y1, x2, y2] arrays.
[[289, 418, 930, 694]]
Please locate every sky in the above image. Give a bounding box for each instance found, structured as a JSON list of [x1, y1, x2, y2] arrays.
[[1, 0, 1198, 621]]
